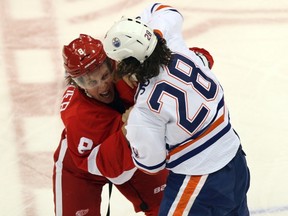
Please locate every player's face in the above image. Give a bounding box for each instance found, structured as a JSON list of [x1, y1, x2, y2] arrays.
[[75, 63, 115, 104]]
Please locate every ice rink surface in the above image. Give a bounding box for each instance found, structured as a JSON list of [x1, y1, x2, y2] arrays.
[[1, 0, 288, 215]]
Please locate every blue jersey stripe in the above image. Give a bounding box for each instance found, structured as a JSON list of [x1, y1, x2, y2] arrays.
[[151, 3, 160, 13], [133, 156, 166, 171], [167, 122, 232, 169], [151, 3, 182, 17], [167, 97, 225, 151]]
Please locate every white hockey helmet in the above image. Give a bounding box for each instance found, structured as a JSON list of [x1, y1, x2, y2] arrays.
[[103, 17, 158, 63]]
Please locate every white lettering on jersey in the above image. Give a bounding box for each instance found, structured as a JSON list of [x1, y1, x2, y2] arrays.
[[77, 48, 85, 55], [60, 88, 75, 111]]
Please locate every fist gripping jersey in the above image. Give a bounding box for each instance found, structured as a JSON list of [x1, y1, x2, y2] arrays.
[[126, 3, 240, 175]]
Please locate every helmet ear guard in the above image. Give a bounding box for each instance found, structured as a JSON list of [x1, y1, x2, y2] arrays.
[[103, 17, 158, 63], [63, 34, 107, 78]]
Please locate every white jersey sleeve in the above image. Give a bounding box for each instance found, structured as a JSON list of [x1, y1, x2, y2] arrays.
[[139, 3, 187, 53], [126, 107, 167, 173], [139, 3, 210, 68]]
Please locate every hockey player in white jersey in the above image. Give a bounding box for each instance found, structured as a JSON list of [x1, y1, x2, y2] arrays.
[[103, 3, 250, 216]]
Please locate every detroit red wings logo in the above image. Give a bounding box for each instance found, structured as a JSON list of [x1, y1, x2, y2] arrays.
[[76, 209, 89, 216]]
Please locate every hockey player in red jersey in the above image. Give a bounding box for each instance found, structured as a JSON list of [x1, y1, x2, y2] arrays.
[[52, 34, 168, 216]]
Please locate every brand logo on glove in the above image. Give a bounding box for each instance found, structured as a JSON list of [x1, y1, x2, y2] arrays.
[[112, 37, 121, 48], [132, 147, 139, 158]]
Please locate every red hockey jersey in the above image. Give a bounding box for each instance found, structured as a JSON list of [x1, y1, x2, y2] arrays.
[[54, 80, 137, 184]]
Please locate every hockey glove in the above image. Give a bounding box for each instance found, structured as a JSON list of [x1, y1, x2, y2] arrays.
[[190, 47, 214, 69]]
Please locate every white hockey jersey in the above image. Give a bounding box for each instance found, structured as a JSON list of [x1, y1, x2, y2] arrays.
[[126, 3, 240, 175]]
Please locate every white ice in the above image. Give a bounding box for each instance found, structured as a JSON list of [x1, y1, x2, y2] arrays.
[[0, 0, 288, 215]]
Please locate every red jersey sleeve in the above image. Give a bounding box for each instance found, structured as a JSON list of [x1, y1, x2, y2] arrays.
[[115, 79, 136, 107], [96, 130, 135, 177]]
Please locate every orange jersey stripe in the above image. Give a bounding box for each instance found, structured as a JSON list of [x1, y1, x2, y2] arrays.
[[167, 106, 226, 159], [155, 4, 172, 11], [172, 176, 202, 216], [153, 29, 163, 38]]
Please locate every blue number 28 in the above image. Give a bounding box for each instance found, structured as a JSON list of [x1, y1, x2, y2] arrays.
[[148, 53, 218, 135]]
